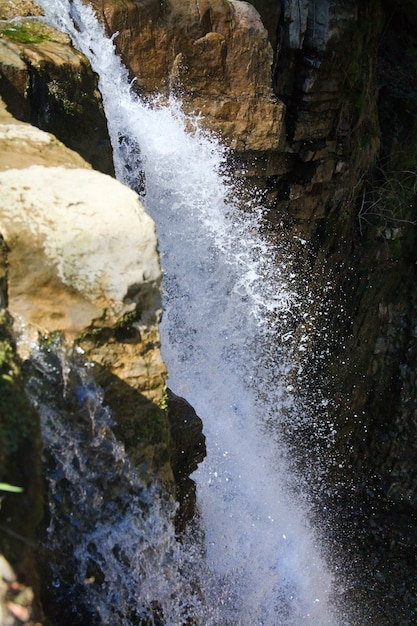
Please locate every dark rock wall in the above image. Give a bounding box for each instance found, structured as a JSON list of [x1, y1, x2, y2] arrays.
[[260, 1, 417, 622], [84, 0, 417, 621], [259, 0, 381, 234]]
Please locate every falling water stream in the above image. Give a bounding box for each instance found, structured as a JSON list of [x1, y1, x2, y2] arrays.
[[35, 1, 343, 624]]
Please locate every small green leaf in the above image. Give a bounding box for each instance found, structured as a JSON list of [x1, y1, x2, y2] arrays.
[[0, 483, 23, 493]]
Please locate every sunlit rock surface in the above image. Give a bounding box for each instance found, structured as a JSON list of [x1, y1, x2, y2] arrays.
[[0, 99, 88, 169], [91, 0, 285, 152], [0, 108, 166, 400], [88, 0, 380, 234], [0, 99, 170, 477], [0, 8, 114, 174], [0, 166, 161, 335]]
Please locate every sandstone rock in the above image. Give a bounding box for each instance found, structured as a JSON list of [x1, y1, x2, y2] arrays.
[[92, 0, 285, 152], [0, 0, 42, 19], [0, 96, 89, 170], [0, 12, 114, 174], [0, 112, 169, 482], [0, 157, 168, 407], [86, 0, 380, 237], [243, 0, 281, 48], [0, 165, 161, 338]]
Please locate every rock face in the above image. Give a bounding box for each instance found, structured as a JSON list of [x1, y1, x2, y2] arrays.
[[92, 0, 285, 153], [264, 0, 380, 230], [0, 165, 162, 340], [0, 10, 114, 174], [89, 0, 381, 229]]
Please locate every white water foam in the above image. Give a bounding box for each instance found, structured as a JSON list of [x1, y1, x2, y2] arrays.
[[27, 342, 203, 625], [38, 2, 342, 624]]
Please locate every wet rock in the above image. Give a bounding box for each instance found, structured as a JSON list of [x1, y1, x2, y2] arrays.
[[168, 390, 206, 478], [0, 312, 43, 624], [167, 389, 206, 531], [87, 0, 382, 239]]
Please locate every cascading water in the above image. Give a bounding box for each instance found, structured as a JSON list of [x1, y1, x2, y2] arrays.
[[36, 1, 345, 624], [26, 340, 200, 625]]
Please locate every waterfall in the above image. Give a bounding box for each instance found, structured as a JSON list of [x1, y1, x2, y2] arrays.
[[37, 1, 343, 624]]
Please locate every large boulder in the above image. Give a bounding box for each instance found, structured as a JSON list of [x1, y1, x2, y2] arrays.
[[0, 100, 169, 476], [0, 8, 114, 175], [93, 0, 285, 153], [0, 165, 162, 343]]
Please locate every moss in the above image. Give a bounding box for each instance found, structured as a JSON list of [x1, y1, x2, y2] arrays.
[[75, 326, 111, 349], [0, 19, 62, 45], [111, 391, 170, 448], [1, 24, 46, 44], [46, 79, 83, 117], [159, 385, 168, 411], [114, 309, 142, 342], [37, 330, 64, 350], [133, 405, 169, 446]]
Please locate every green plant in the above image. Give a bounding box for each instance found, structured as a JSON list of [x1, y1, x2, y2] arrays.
[[0, 339, 35, 453], [1, 22, 48, 45], [159, 385, 168, 411], [0, 483, 23, 493], [47, 80, 83, 117]]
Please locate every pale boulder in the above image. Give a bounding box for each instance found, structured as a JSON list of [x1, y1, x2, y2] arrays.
[[0, 165, 162, 340], [0, 106, 167, 409]]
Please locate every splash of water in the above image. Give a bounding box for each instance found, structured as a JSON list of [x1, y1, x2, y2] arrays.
[[27, 340, 204, 625], [37, 2, 342, 624]]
